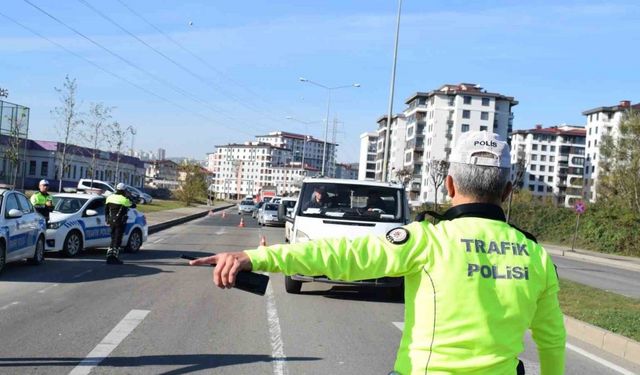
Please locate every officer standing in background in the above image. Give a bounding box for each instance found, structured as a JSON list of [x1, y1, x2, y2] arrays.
[[105, 182, 135, 265], [190, 131, 566, 375], [30, 179, 54, 223]]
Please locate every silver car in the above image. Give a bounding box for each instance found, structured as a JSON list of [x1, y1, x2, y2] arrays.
[[258, 203, 285, 227], [237, 199, 255, 214]]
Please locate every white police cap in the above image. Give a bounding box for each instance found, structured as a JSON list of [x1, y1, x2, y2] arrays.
[[116, 182, 126, 190], [39, 179, 50, 185], [449, 131, 511, 169]]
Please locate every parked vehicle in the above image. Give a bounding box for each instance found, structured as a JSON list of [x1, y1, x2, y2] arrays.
[[258, 203, 285, 227], [45, 192, 148, 256], [237, 199, 255, 214], [125, 185, 152, 204], [284, 178, 409, 295], [76, 179, 141, 203], [0, 189, 46, 273], [282, 197, 298, 243]]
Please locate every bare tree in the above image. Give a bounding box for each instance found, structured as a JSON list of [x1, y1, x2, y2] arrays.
[[394, 167, 412, 187], [427, 159, 449, 211], [506, 149, 527, 222], [4, 108, 28, 188], [105, 122, 133, 184], [81, 103, 112, 186], [52, 76, 82, 192]]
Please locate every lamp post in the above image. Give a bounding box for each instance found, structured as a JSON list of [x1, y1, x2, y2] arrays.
[[285, 116, 322, 172], [298, 77, 359, 177]]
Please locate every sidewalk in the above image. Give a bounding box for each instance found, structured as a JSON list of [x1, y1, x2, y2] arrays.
[[543, 242, 640, 272]]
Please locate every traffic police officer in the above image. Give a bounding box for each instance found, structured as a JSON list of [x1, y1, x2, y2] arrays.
[[191, 131, 566, 375], [30, 179, 54, 222], [105, 182, 135, 265]]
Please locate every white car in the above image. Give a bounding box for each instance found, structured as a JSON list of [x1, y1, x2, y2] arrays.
[[45, 193, 148, 257], [0, 189, 46, 273]]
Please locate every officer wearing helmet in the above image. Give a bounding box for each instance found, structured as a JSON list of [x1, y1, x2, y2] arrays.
[[30, 179, 54, 222], [105, 182, 136, 265], [190, 131, 566, 375]]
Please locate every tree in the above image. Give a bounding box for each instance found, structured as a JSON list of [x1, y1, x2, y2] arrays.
[[105, 122, 134, 183], [394, 167, 412, 187], [599, 109, 640, 216], [426, 159, 449, 211], [4, 107, 28, 188], [175, 163, 207, 206], [506, 149, 527, 222], [52, 75, 82, 192], [81, 103, 112, 185]]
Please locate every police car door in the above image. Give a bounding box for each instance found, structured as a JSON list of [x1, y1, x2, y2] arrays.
[[3, 193, 30, 261], [15, 193, 41, 256], [83, 197, 109, 248]]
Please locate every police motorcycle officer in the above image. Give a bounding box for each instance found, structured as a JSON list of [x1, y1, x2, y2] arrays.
[[105, 182, 136, 265], [30, 179, 54, 223], [190, 131, 566, 375]]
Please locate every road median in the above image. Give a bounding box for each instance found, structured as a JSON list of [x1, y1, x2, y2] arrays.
[[148, 204, 234, 235]]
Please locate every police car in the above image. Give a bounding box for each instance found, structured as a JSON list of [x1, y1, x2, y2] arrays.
[[0, 188, 46, 273], [45, 193, 148, 257]]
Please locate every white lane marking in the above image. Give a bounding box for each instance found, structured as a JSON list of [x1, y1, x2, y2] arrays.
[[392, 322, 635, 375], [152, 238, 164, 243], [265, 283, 288, 375], [214, 229, 227, 235], [73, 270, 93, 279], [0, 301, 20, 310], [38, 284, 59, 294], [68, 309, 150, 375], [567, 343, 636, 375]]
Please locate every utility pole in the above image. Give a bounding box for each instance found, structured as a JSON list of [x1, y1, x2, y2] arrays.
[[382, 0, 402, 182]]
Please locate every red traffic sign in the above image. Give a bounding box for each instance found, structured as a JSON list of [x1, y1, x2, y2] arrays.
[[574, 200, 586, 215]]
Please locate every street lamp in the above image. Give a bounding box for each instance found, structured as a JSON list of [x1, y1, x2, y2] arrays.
[[298, 77, 360, 176], [285, 116, 323, 171]]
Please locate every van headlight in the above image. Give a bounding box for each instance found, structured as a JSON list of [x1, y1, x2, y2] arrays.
[[295, 230, 311, 243], [48, 220, 66, 229]]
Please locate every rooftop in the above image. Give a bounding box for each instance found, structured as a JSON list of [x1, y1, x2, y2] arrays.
[[582, 100, 640, 116], [405, 83, 518, 105], [512, 124, 586, 137], [254, 131, 327, 144]]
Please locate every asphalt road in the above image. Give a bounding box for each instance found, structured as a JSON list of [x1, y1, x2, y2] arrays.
[[0, 209, 639, 375]]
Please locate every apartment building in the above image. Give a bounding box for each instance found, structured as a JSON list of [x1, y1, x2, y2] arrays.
[[374, 114, 407, 182], [403, 83, 518, 205], [335, 162, 358, 180], [358, 132, 377, 180], [582, 100, 640, 202], [255, 131, 336, 177], [511, 125, 586, 207]]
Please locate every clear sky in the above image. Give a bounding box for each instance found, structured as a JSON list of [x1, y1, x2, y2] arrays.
[[1, 0, 639, 163]]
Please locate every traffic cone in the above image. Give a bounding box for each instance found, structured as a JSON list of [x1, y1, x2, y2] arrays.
[[260, 235, 267, 246], [238, 217, 245, 228]]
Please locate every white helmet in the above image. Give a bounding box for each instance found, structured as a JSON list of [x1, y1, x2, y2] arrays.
[[116, 182, 126, 190]]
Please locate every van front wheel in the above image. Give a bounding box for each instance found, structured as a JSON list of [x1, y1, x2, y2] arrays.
[[284, 276, 302, 294]]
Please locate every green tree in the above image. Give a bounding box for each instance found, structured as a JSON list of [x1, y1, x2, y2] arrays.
[[599, 109, 640, 217], [176, 163, 207, 206]]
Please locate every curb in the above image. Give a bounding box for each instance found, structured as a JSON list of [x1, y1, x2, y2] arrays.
[[565, 315, 640, 366], [545, 247, 640, 273], [148, 204, 234, 235]]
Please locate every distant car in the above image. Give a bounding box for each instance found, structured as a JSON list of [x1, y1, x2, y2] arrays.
[[77, 179, 141, 202], [252, 201, 265, 219], [0, 189, 46, 273], [258, 203, 285, 227], [237, 199, 255, 214], [125, 185, 152, 204], [281, 197, 298, 242], [271, 196, 282, 204], [45, 193, 148, 257]]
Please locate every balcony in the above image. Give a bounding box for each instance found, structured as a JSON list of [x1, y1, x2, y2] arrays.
[[406, 139, 424, 151], [445, 132, 453, 140], [446, 119, 454, 126]]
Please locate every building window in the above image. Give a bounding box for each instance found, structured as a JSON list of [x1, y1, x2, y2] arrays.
[[40, 161, 49, 177], [537, 185, 544, 192], [550, 146, 556, 152], [29, 161, 36, 176], [529, 174, 535, 181], [531, 165, 537, 171], [532, 144, 538, 150], [461, 124, 470, 132], [482, 97, 490, 106], [541, 145, 547, 151], [448, 97, 454, 106], [529, 184, 534, 191], [480, 112, 489, 120], [541, 155, 546, 162], [546, 186, 552, 192], [531, 155, 537, 161], [547, 176, 553, 182], [550, 156, 555, 162], [540, 165, 546, 172], [480, 125, 488, 131], [462, 110, 470, 119], [464, 96, 472, 105], [549, 166, 554, 172]]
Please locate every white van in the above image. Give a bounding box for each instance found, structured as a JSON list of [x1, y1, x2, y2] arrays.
[[284, 178, 410, 296]]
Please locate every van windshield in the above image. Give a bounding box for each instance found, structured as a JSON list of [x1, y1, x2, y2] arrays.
[[297, 182, 404, 222]]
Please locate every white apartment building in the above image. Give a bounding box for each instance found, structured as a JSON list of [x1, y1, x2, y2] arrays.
[[208, 142, 291, 199], [255, 131, 336, 177], [358, 132, 377, 180], [374, 114, 407, 182], [403, 83, 518, 205], [511, 125, 586, 207], [582, 100, 640, 202]]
